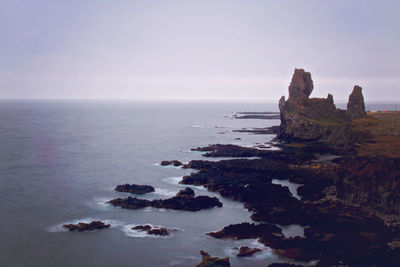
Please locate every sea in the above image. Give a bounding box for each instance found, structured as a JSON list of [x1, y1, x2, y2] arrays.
[[0, 100, 398, 267]]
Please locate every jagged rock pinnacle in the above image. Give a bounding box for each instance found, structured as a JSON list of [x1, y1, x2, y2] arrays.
[[288, 68, 314, 103], [347, 85, 366, 119]]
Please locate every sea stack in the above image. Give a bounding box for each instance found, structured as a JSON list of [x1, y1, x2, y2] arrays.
[[347, 85, 366, 119], [278, 68, 367, 147]]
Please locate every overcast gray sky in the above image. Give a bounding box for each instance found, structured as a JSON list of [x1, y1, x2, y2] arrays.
[[1, 0, 399, 101]]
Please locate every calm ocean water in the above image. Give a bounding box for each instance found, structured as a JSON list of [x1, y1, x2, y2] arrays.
[[1, 100, 398, 267], [0, 100, 286, 267]]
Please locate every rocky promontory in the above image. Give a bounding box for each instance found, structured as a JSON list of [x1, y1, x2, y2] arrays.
[[178, 69, 400, 265]]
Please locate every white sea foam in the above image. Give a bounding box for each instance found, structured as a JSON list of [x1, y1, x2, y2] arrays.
[[154, 188, 177, 197], [153, 163, 183, 169], [162, 176, 183, 185], [191, 125, 205, 128], [89, 197, 112, 210], [179, 149, 207, 155], [272, 179, 302, 200], [278, 224, 305, 238], [224, 239, 273, 260]]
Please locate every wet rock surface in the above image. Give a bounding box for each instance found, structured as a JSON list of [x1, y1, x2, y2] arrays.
[[195, 250, 230, 267], [160, 160, 183, 166], [114, 184, 155, 194], [63, 221, 111, 232], [108, 188, 222, 211], [131, 225, 177, 236]]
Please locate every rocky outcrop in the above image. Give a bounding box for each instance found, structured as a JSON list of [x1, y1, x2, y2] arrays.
[[278, 69, 367, 148], [114, 184, 155, 194], [108, 188, 222, 211], [63, 221, 111, 231], [195, 251, 230, 267], [131, 225, 177, 236]]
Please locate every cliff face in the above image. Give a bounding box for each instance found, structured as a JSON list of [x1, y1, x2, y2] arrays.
[[278, 69, 367, 148]]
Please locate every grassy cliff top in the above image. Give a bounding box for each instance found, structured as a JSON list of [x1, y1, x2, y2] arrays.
[[354, 111, 400, 158]]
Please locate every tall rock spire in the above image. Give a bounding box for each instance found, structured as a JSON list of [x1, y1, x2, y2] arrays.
[[288, 68, 314, 104], [347, 85, 366, 119]]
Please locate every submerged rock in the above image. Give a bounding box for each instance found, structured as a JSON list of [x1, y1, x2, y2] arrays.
[[195, 250, 230, 267], [63, 221, 111, 232], [114, 184, 155, 194], [108, 188, 222, 211]]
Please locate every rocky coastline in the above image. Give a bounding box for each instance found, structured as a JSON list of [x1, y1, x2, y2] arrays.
[[189, 69, 400, 266], [69, 68, 399, 266]]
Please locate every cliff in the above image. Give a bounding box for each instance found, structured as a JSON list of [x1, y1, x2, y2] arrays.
[[278, 69, 367, 148]]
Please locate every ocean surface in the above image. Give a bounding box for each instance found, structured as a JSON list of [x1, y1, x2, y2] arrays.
[[0, 101, 283, 267], [1, 100, 398, 267]]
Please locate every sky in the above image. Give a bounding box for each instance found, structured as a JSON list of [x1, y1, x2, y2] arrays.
[[1, 0, 399, 101]]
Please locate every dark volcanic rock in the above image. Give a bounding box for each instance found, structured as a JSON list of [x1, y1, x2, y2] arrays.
[[189, 144, 319, 163], [183, 150, 400, 265], [114, 184, 155, 194], [160, 160, 183, 166], [207, 222, 283, 240], [334, 157, 400, 214], [347, 85, 366, 119], [233, 126, 280, 135], [236, 246, 262, 257], [195, 250, 230, 267], [108, 188, 222, 211], [63, 221, 111, 232], [131, 224, 176, 236]]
